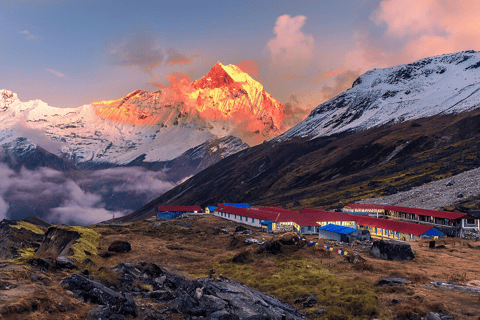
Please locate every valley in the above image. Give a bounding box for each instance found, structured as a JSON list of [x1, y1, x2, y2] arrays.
[[2, 215, 480, 319]]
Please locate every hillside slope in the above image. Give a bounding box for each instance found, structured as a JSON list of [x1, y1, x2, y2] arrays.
[[119, 107, 480, 222]]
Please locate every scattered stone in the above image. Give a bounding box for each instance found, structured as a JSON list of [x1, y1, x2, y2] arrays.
[[382, 185, 398, 195], [456, 192, 464, 198], [152, 222, 162, 229], [232, 251, 254, 264], [313, 308, 326, 315], [61, 273, 138, 317], [55, 256, 77, 270], [376, 276, 411, 286], [229, 237, 240, 247], [391, 299, 400, 304], [143, 290, 175, 301], [425, 312, 442, 320], [435, 245, 447, 249], [370, 240, 415, 261], [136, 262, 164, 278], [235, 226, 247, 233], [446, 180, 455, 186], [303, 295, 317, 308], [166, 246, 184, 250], [257, 239, 283, 255], [0, 281, 17, 290], [108, 241, 132, 253], [83, 257, 96, 267], [28, 258, 50, 272], [99, 252, 113, 258]]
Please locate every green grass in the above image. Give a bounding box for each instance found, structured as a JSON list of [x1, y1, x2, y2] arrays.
[[11, 221, 45, 235], [216, 255, 379, 319], [68, 226, 102, 262]]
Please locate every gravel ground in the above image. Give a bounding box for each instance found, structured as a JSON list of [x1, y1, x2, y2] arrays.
[[357, 167, 480, 209]]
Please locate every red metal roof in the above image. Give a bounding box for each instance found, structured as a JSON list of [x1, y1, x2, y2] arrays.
[[157, 206, 202, 212], [300, 208, 356, 222], [345, 204, 467, 220], [216, 205, 277, 221], [353, 215, 435, 236]]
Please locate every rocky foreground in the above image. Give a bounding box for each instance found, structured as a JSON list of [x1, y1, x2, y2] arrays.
[[61, 261, 304, 320]]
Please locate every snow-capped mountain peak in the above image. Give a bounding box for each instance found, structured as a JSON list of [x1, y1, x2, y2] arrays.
[[275, 50, 480, 141], [1, 61, 287, 165]]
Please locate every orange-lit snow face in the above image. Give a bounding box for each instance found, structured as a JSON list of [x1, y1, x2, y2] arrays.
[[92, 62, 289, 144]]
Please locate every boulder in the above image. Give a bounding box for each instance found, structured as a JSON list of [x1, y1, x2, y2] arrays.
[[257, 240, 283, 255], [370, 240, 415, 261], [232, 251, 254, 264], [143, 290, 175, 301], [303, 295, 317, 308], [61, 273, 137, 317], [193, 277, 304, 319], [55, 256, 77, 270], [235, 226, 247, 233], [376, 276, 411, 286], [28, 258, 50, 272], [36, 227, 80, 257], [108, 241, 132, 253], [425, 312, 442, 320]]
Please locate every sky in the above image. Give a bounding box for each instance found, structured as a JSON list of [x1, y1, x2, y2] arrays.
[[2, 0, 480, 112]]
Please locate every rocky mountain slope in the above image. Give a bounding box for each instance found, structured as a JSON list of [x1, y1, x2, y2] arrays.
[[121, 59, 480, 221], [275, 50, 480, 141]]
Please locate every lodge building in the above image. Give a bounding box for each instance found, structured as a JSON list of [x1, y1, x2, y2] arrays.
[[343, 204, 479, 231]]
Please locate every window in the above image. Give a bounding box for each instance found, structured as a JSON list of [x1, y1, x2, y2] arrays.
[[467, 219, 475, 225], [228, 214, 230, 218], [252, 218, 255, 223], [240, 216, 242, 221], [307, 226, 312, 231]]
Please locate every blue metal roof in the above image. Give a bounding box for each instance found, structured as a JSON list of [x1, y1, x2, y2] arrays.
[[346, 212, 369, 215], [422, 227, 445, 237], [224, 203, 250, 209], [319, 224, 357, 234], [207, 206, 217, 211]]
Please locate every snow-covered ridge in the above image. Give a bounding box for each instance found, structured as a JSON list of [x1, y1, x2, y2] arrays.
[[0, 62, 285, 165], [275, 50, 480, 141]]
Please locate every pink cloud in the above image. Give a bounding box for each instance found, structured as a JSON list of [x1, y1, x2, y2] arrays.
[[347, 0, 480, 72], [311, 67, 346, 82], [267, 14, 314, 68]]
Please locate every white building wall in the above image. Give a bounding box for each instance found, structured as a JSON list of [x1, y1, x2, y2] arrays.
[[213, 210, 263, 228]]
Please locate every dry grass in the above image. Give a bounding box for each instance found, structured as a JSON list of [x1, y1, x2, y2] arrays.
[[0, 285, 93, 320], [67, 215, 480, 319]]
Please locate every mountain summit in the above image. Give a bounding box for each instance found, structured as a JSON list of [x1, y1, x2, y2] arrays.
[[276, 50, 480, 141], [1, 62, 286, 165], [92, 62, 285, 146]]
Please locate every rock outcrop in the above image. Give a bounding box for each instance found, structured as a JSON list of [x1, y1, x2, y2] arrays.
[[65, 261, 304, 320], [370, 240, 415, 261], [36, 227, 80, 257], [61, 273, 138, 318], [0, 220, 43, 260]]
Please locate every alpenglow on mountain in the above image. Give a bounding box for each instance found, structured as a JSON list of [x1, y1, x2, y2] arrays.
[[276, 50, 480, 141], [0, 62, 285, 166]]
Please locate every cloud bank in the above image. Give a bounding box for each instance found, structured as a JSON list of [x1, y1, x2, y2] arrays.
[[0, 162, 176, 225]]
